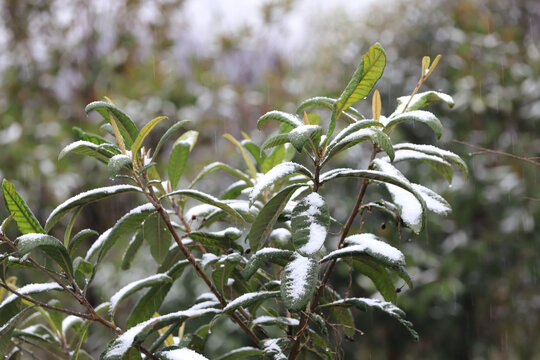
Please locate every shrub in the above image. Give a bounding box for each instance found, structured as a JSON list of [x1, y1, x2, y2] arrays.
[[0, 43, 465, 359]]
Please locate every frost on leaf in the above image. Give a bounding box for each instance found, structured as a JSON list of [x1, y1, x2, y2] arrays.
[[291, 193, 329, 256]]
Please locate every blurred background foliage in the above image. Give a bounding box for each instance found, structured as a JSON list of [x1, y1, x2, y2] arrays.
[[0, 0, 538, 359]]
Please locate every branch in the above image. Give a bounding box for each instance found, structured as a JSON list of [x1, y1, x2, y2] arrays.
[[452, 139, 540, 166]]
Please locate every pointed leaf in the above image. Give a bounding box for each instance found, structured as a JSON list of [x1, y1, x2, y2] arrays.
[[384, 110, 443, 139], [109, 273, 173, 317], [151, 120, 191, 161], [242, 248, 295, 279], [168, 130, 198, 188], [288, 125, 321, 152], [2, 179, 45, 234], [17, 234, 73, 277], [281, 254, 319, 312], [68, 229, 98, 257], [85, 101, 139, 147], [291, 193, 329, 256], [392, 91, 454, 115], [223, 291, 280, 313], [108, 154, 132, 179], [260, 133, 290, 151], [144, 213, 172, 264], [353, 258, 397, 303], [161, 189, 246, 223], [260, 145, 285, 173], [319, 297, 418, 340], [190, 162, 252, 188], [248, 184, 305, 252], [249, 162, 312, 205], [223, 134, 257, 179], [121, 231, 144, 270], [58, 141, 116, 163], [45, 185, 141, 233], [215, 347, 262, 360], [384, 148, 454, 183], [328, 120, 384, 148], [257, 110, 303, 130], [131, 116, 167, 157], [241, 139, 266, 167], [72, 127, 109, 145], [188, 227, 243, 252]]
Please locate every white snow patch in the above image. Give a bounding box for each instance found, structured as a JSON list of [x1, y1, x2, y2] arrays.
[[270, 228, 291, 244], [341, 234, 404, 263], [223, 291, 278, 312], [283, 255, 311, 300], [159, 348, 209, 360], [109, 273, 171, 314], [85, 228, 111, 261], [295, 193, 327, 255], [253, 315, 299, 326], [0, 283, 62, 308], [250, 162, 307, 204]]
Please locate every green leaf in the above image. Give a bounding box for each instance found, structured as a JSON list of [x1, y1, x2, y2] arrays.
[[260, 133, 290, 152], [241, 139, 266, 167], [223, 290, 280, 313], [190, 162, 253, 188], [215, 346, 262, 360], [0, 283, 62, 325], [143, 213, 172, 264], [151, 120, 191, 161], [291, 193, 329, 256], [249, 162, 312, 205], [319, 297, 418, 340], [393, 143, 468, 180], [188, 228, 243, 252], [2, 179, 45, 234], [281, 253, 320, 312], [58, 141, 117, 163], [126, 260, 190, 329], [391, 91, 454, 115], [387, 148, 453, 183], [223, 134, 257, 179], [85, 101, 139, 148], [257, 110, 303, 130], [296, 96, 336, 113], [1, 212, 16, 235], [353, 258, 397, 303], [248, 184, 305, 252], [161, 189, 246, 223], [17, 234, 73, 277], [328, 120, 384, 148], [121, 231, 144, 270], [242, 248, 295, 279], [45, 185, 141, 233], [323, 128, 394, 166], [288, 125, 322, 152], [107, 154, 132, 179], [102, 307, 220, 360], [169, 130, 198, 188], [72, 127, 109, 145], [212, 253, 242, 295], [0, 305, 36, 353], [93, 203, 155, 263], [109, 273, 173, 318], [260, 145, 285, 173], [384, 110, 443, 139], [131, 116, 167, 157], [331, 43, 386, 137]]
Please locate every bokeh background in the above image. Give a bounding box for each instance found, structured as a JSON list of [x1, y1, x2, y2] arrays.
[[0, 0, 539, 359]]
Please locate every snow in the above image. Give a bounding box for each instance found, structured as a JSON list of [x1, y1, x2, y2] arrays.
[[201, 253, 219, 267], [223, 291, 279, 312], [46, 185, 140, 225], [412, 184, 451, 215], [295, 193, 328, 255], [393, 143, 458, 158], [85, 228, 111, 261], [253, 315, 299, 326], [341, 234, 405, 263], [109, 273, 171, 315], [283, 255, 311, 300], [393, 91, 454, 114], [263, 338, 287, 359], [185, 204, 219, 220], [159, 348, 208, 360], [0, 283, 62, 308], [270, 228, 291, 244], [383, 149, 450, 164], [250, 162, 309, 204], [62, 315, 82, 334]]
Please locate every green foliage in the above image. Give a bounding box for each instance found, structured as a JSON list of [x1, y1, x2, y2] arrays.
[[0, 43, 466, 359]]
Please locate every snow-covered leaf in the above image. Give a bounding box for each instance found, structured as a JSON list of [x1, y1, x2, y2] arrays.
[[109, 273, 172, 317], [252, 315, 299, 327], [85, 101, 139, 147], [291, 193, 329, 256], [384, 110, 443, 139], [328, 120, 383, 148], [249, 162, 312, 205], [383, 148, 454, 183], [188, 227, 243, 252], [107, 154, 132, 179], [68, 229, 98, 256], [58, 140, 116, 163], [412, 183, 451, 215], [17, 234, 73, 277], [296, 96, 366, 122], [242, 248, 295, 279], [323, 233, 404, 266], [323, 128, 394, 165], [223, 291, 280, 313], [45, 185, 141, 233], [0, 283, 62, 322], [72, 126, 109, 145], [102, 307, 220, 360], [248, 184, 306, 252], [215, 346, 263, 360], [320, 297, 418, 340], [157, 348, 209, 360], [121, 231, 144, 270], [169, 130, 198, 189], [261, 133, 290, 151], [2, 179, 45, 234], [281, 253, 319, 312], [93, 203, 154, 263], [393, 143, 468, 179], [287, 125, 322, 152], [391, 91, 454, 116], [257, 111, 303, 130]]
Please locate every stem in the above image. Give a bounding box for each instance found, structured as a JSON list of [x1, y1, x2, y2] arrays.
[[452, 139, 540, 166], [288, 146, 378, 360]]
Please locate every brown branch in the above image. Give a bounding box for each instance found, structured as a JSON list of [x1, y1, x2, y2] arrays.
[[452, 139, 540, 166]]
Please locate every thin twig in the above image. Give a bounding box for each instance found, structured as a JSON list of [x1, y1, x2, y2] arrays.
[[452, 139, 540, 166]]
